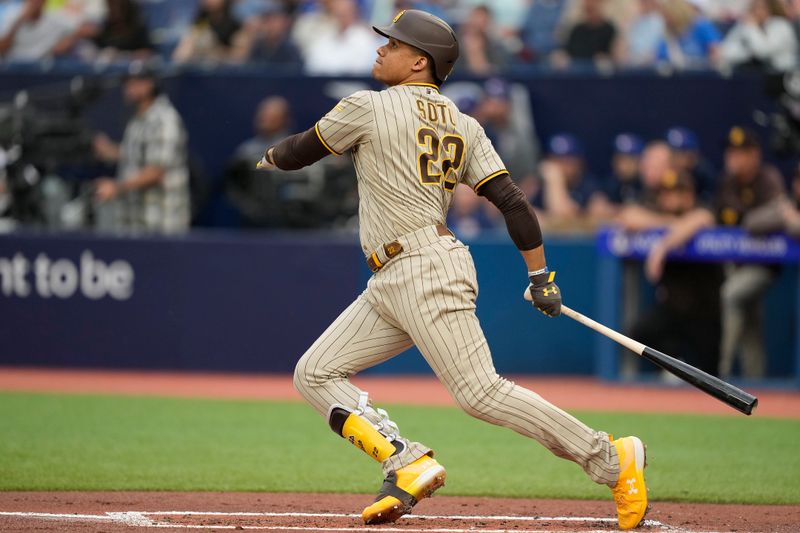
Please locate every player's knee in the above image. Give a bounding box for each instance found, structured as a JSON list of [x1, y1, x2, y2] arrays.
[[451, 373, 509, 420], [292, 359, 318, 399]]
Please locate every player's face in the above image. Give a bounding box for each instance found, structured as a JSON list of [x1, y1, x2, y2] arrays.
[[373, 38, 424, 85]]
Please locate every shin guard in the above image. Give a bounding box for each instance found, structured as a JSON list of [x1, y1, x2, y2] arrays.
[[328, 394, 401, 462]]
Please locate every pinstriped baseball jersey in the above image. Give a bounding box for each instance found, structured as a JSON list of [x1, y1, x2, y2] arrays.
[[293, 81, 620, 494], [315, 82, 507, 255]]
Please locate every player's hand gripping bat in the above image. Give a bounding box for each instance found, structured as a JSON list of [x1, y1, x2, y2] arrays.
[[523, 291, 758, 415]]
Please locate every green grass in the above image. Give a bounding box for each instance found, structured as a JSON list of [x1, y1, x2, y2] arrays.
[[1, 392, 798, 504]]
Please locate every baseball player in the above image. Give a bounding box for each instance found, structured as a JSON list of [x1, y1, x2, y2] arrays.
[[257, 10, 648, 530]]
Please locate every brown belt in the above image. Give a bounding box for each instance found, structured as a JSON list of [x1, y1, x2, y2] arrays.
[[367, 224, 453, 273]]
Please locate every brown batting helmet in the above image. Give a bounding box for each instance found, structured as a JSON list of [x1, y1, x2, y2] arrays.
[[373, 10, 459, 83]]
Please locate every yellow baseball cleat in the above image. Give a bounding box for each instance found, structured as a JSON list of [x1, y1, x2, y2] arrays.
[[611, 436, 649, 530], [362, 455, 446, 524]]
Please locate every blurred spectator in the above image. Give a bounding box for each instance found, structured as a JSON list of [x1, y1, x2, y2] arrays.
[[558, 0, 639, 31], [473, 78, 540, 197], [606, 133, 645, 205], [622, 0, 665, 67], [690, 0, 751, 23], [720, 0, 798, 73], [458, 5, 511, 75], [447, 183, 498, 239], [48, 0, 107, 58], [0, 0, 74, 61], [231, 96, 292, 165], [656, 0, 721, 69], [304, 0, 378, 75], [664, 126, 716, 204], [616, 140, 673, 230], [89, 0, 153, 62], [92, 64, 190, 234], [370, 0, 450, 29], [240, 1, 302, 65], [457, 0, 530, 35], [519, 0, 568, 63], [551, 0, 618, 69], [291, 0, 336, 59], [537, 133, 605, 220], [786, 0, 800, 43], [172, 0, 248, 64], [644, 126, 786, 379], [629, 170, 723, 377]]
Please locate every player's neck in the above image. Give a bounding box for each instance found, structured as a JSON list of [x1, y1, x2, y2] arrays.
[[392, 72, 439, 88]]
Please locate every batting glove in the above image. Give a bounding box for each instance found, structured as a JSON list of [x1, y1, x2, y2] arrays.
[[528, 270, 561, 317]]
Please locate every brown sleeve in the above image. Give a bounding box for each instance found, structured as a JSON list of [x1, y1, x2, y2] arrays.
[[268, 126, 332, 171], [478, 174, 543, 250]]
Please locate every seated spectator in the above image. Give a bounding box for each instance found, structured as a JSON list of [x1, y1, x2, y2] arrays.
[[304, 0, 378, 75], [240, 1, 302, 66], [458, 5, 511, 75], [626, 170, 724, 377], [551, 0, 618, 69], [665, 126, 716, 203], [536, 133, 605, 220], [472, 78, 540, 198], [606, 133, 645, 205], [172, 0, 248, 64], [0, 0, 75, 61], [720, 0, 798, 73], [519, 0, 569, 63], [89, 0, 153, 63], [92, 63, 190, 234], [291, 0, 336, 60], [49, 0, 107, 59], [644, 126, 786, 379], [656, 0, 721, 69], [622, 0, 665, 67]]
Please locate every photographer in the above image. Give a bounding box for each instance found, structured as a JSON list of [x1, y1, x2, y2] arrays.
[[93, 64, 189, 234]]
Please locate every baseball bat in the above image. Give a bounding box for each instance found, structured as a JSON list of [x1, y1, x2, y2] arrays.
[[559, 303, 758, 415], [523, 290, 757, 414]]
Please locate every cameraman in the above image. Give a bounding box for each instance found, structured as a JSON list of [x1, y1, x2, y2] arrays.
[[93, 64, 189, 234]]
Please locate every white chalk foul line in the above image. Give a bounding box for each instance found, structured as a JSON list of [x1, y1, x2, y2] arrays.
[[140, 510, 661, 526], [0, 510, 698, 532]]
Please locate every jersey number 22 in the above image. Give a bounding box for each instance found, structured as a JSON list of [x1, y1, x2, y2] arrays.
[[416, 127, 465, 192]]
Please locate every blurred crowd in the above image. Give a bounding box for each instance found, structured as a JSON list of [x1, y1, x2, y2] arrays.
[[1, 0, 800, 74]]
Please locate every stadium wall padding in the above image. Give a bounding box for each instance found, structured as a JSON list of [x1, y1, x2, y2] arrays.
[[0, 231, 795, 377]]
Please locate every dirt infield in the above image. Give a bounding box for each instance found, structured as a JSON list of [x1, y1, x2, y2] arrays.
[[2, 368, 799, 532], [1, 367, 798, 418], [1, 492, 799, 532]]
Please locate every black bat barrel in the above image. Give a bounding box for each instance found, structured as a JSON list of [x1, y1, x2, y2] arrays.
[[641, 347, 758, 415]]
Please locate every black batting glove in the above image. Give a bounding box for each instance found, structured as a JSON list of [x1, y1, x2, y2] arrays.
[[528, 270, 561, 317]]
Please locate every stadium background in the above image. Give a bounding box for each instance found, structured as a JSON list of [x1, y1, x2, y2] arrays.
[[1, 1, 799, 531]]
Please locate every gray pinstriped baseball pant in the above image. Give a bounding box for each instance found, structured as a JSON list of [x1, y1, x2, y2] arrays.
[[293, 225, 619, 486]]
